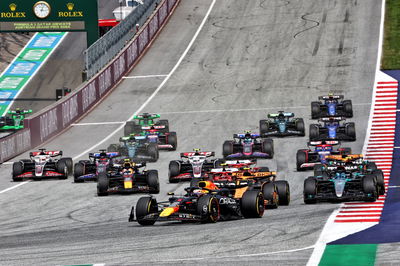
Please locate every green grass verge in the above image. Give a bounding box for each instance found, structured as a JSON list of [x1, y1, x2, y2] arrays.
[[382, 0, 400, 70]]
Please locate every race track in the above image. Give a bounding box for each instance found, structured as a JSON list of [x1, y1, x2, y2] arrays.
[[0, 0, 382, 265]]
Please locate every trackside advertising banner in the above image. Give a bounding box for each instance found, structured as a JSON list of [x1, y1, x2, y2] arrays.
[[0, 0, 180, 162]]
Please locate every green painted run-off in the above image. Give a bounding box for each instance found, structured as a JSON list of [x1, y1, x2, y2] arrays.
[[319, 244, 377, 266]]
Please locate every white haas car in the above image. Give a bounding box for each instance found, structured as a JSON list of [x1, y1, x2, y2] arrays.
[[12, 149, 73, 181], [168, 150, 223, 183]]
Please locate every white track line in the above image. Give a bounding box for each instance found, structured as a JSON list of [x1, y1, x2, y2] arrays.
[[72, 0, 217, 161], [122, 74, 168, 79], [0, 181, 30, 194]]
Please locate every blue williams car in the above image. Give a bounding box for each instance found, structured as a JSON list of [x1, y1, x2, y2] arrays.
[[309, 117, 356, 142], [311, 93, 353, 119]]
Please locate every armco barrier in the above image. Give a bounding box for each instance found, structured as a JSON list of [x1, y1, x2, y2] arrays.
[[0, 0, 180, 163]]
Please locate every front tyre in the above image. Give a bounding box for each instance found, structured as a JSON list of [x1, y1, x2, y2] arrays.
[[197, 195, 220, 223], [136, 197, 158, 225], [97, 172, 109, 196]]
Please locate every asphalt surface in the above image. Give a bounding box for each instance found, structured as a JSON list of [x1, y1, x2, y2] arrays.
[[10, 0, 120, 113], [0, 0, 382, 265]]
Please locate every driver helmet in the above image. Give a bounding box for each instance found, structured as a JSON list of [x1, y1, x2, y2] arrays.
[[244, 132, 252, 144], [278, 112, 285, 120]]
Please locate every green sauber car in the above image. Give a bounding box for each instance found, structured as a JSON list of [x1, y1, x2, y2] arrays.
[[124, 113, 169, 135], [0, 108, 32, 131]]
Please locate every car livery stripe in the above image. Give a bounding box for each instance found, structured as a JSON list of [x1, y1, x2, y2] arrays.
[[0, 32, 67, 116]]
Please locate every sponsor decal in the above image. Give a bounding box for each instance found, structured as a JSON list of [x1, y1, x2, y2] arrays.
[[138, 25, 149, 53], [82, 81, 97, 112], [126, 40, 138, 67], [58, 3, 84, 17], [113, 55, 126, 81], [149, 15, 158, 39], [0, 3, 26, 18], [62, 94, 78, 127], [40, 109, 58, 142], [98, 67, 112, 96]]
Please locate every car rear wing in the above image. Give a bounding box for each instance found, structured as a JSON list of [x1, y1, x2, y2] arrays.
[[268, 112, 294, 118], [180, 151, 215, 158], [325, 154, 363, 161], [133, 113, 160, 120], [8, 109, 32, 115], [89, 152, 119, 158], [141, 125, 165, 130], [318, 95, 343, 100], [308, 140, 340, 146], [319, 117, 345, 122], [30, 150, 62, 157], [224, 159, 256, 166], [234, 133, 260, 139]]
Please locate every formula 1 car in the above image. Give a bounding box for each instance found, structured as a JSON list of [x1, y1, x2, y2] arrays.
[[97, 159, 159, 196], [168, 149, 223, 183], [296, 141, 351, 171], [140, 126, 177, 150], [314, 154, 385, 195], [311, 93, 353, 119], [203, 165, 290, 208], [223, 132, 274, 159], [124, 113, 169, 135], [129, 180, 264, 225], [73, 150, 119, 182], [12, 149, 73, 181], [309, 117, 356, 141], [260, 111, 305, 137], [0, 108, 32, 131], [107, 135, 159, 162], [303, 166, 379, 204]]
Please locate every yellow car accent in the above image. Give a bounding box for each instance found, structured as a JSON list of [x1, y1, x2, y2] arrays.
[[160, 207, 178, 217], [124, 181, 133, 189]]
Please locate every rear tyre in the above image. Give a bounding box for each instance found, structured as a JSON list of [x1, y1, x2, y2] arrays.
[[222, 140, 234, 158], [241, 191, 265, 218], [136, 197, 158, 225], [309, 124, 319, 140], [262, 182, 279, 209], [56, 160, 68, 179], [372, 169, 385, 195], [366, 162, 377, 171], [304, 177, 317, 204], [73, 163, 85, 183], [295, 118, 305, 136], [12, 162, 24, 182], [167, 132, 178, 151], [311, 102, 321, 119], [259, 119, 269, 135], [275, 180, 290, 206], [61, 157, 73, 173], [197, 195, 220, 223], [262, 138, 274, 158], [97, 172, 109, 196], [363, 175, 377, 202], [147, 143, 159, 162], [146, 170, 160, 194], [168, 161, 181, 183], [343, 100, 353, 117], [296, 150, 307, 171], [345, 122, 356, 140]]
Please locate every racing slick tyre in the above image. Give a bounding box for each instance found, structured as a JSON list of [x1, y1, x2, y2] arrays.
[[261, 138, 274, 158], [295, 118, 305, 136], [343, 100, 353, 117], [107, 144, 119, 153], [372, 169, 385, 195], [136, 197, 158, 225], [222, 140, 234, 157], [147, 143, 159, 162], [311, 102, 321, 119], [296, 150, 307, 171], [197, 195, 220, 223], [259, 119, 269, 135], [275, 180, 290, 206], [158, 119, 169, 132], [304, 177, 317, 204], [168, 161, 181, 183], [262, 182, 279, 209], [309, 124, 319, 140], [146, 170, 160, 194], [366, 162, 377, 171], [345, 122, 356, 140], [363, 175, 377, 202], [73, 163, 85, 183], [97, 172, 109, 196], [241, 191, 265, 218], [56, 160, 69, 179], [168, 132, 178, 151], [12, 162, 24, 182], [59, 158, 73, 175], [340, 147, 352, 155]]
